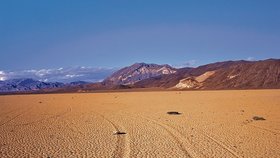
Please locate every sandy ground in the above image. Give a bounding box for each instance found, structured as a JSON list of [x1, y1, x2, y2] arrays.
[[0, 90, 279, 158]]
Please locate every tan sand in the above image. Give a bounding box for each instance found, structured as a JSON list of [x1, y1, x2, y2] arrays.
[[0, 90, 279, 157]]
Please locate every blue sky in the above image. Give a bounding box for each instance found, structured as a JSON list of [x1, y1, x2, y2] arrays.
[[1, 0, 279, 71]]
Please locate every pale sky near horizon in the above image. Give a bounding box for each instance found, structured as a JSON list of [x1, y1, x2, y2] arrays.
[[1, 0, 279, 71]]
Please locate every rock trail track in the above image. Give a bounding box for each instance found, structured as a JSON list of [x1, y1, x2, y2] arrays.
[[94, 112, 130, 158], [125, 112, 241, 158]]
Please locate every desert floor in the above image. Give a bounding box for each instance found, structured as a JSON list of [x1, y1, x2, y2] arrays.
[[0, 90, 279, 158]]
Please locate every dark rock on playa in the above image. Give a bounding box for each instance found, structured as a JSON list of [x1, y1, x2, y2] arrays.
[[167, 111, 182, 115]]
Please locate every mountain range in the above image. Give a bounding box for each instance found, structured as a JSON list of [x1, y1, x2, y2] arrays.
[[0, 79, 92, 93], [0, 79, 64, 92], [0, 59, 279, 94]]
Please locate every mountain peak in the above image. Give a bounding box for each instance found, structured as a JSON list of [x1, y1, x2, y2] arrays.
[[104, 63, 177, 85]]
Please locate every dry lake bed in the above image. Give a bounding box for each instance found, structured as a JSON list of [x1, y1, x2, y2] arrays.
[[0, 90, 279, 157]]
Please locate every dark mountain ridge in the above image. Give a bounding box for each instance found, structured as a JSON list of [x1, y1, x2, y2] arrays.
[[134, 59, 280, 89]]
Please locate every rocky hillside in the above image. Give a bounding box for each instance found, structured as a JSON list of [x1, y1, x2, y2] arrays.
[[134, 59, 280, 89], [202, 59, 280, 89], [104, 63, 176, 85]]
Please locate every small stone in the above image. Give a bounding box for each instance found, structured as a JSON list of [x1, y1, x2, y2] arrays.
[[252, 116, 266, 121], [167, 111, 181, 115], [113, 131, 126, 135]]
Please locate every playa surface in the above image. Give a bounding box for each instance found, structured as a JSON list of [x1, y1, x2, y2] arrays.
[[0, 90, 279, 157]]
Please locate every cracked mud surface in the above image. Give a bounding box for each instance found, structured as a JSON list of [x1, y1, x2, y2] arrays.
[[0, 90, 279, 157]]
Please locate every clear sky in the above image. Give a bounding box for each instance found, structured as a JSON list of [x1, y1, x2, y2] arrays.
[[1, 0, 279, 70]]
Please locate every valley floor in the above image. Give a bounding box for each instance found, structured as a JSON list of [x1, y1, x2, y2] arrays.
[[0, 90, 279, 157]]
